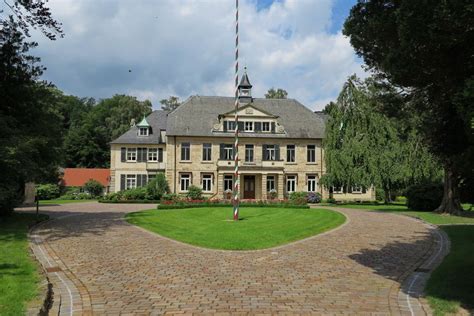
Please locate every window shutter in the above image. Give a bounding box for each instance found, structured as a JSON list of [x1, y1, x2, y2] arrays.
[[255, 122, 261, 132], [271, 122, 276, 132], [136, 174, 142, 187], [142, 175, 148, 187], [220, 144, 225, 160], [348, 186, 353, 193], [275, 145, 280, 160], [142, 148, 147, 161], [223, 121, 228, 132], [262, 145, 267, 161], [238, 121, 244, 131], [137, 148, 143, 162], [343, 186, 347, 193], [158, 148, 163, 162], [121, 148, 126, 162], [120, 174, 125, 190], [362, 187, 367, 194]]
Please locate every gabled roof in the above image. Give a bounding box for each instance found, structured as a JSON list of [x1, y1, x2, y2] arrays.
[[61, 168, 110, 187], [220, 103, 278, 118], [111, 110, 168, 144], [166, 96, 325, 139]]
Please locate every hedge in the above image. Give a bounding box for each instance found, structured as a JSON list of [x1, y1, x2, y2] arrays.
[[157, 202, 310, 210]]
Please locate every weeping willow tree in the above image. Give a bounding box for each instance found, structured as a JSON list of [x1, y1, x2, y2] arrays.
[[321, 75, 441, 203]]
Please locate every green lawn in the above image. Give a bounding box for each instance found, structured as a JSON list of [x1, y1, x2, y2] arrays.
[[337, 203, 474, 225], [0, 213, 48, 315], [425, 226, 474, 315], [39, 199, 96, 205], [126, 207, 346, 250]]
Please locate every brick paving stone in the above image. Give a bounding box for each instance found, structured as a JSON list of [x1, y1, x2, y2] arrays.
[[21, 202, 439, 315]]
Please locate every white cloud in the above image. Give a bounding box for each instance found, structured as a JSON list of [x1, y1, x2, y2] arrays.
[[32, 0, 365, 110]]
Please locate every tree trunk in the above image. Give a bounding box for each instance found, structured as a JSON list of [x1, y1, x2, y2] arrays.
[[384, 188, 392, 204], [435, 164, 463, 215]]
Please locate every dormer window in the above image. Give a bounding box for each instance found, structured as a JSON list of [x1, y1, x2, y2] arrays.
[[139, 127, 148, 136], [244, 121, 253, 132], [262, 122, 270, 132]]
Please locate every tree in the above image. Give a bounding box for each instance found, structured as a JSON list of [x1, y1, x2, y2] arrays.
[[0, 17, 63, 214], [322, 102, 336, 114], [344, 1, 473, 214], [265, 88, 288, 99], [321, 76, 440, 203], [83, 179, 104, 197], [160, 96, 180, 111]]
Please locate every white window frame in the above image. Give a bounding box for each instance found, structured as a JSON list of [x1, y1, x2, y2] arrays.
[[333, 186, 343, 194], [126, 174, 137, 189], [307, 175, 318, 192], [286, 175, 297, 193], [266, 145, 276, 161], [352, 186, 362, 194], [266, 175, 275, 192], [148, 148, 158, 161], [262, 122, 270, 132], [307, 144, 316, 163], [180, 173, 191, 192], [138, 127, 148, 136], [223, 144, 233, 160], [202, 174, 213, 192], [244, 121, 253, 132], [126, 148, 137, 162], [287, 144, 295, 162], [202, 143, 212, 161], [224, 175, 233, 191], [181, 143, 190, 161], [245, 144, 254, 162]]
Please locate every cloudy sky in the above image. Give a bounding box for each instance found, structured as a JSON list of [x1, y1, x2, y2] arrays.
[[28, 0, 365, 110]]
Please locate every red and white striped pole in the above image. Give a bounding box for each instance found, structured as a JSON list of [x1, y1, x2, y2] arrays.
[[233, 0, 240, 221]]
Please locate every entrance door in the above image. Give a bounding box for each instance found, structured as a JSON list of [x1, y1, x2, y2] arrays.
[[243, 176, 255, 199]]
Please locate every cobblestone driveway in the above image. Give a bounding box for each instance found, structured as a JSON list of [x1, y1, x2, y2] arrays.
[[25, 202, 441, 315]]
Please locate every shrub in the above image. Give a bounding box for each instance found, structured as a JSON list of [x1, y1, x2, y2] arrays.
[[289, 192, 308, 205], [186, 185, 203, 200], [162, 193, 181, 202], [406, 183, 443, 212], [146, 173, 169, 200], [307, 192, 321, 203], [268, 189, 278, 200], [375, 188, 385, 201], [122, 187, 148, 201], [326, 197, 337, 204], [36, 184, 60, 200], [83, 179, 104, 197]]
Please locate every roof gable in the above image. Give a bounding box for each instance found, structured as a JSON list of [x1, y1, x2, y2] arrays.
[[221, 103, 278, 118]]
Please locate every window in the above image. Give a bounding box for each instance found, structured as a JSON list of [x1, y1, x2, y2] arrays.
[[287, 145, 295, 162], [139, 127, 148, 136], [286, 175, 296, 193], [264, 145, 276, 161], [180, 174, 191, 191], [181, 142, 190, 161], [148, 174, 156, 181], [307, 175, 318, 192], [352, 186, 362, 193], [202, 174, 212, 192], [262, 122, 270, 132], [245, 144, 254, 162], [266, 176, 275, 192], [224, 175, 233, 191], [225, 121, 236, 131], [126, 175, 136, 189], [126, 148, 137, 162], [244, 121, 253, 131], [333, 186, 343, 194], [223, 144, 233, 160], [148, 148, 158, 161], [202, 143, 212, 161], [307, 145, 316, 162]]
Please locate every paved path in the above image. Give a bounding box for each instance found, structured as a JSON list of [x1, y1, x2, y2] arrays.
[[22, 202, 445, 315]]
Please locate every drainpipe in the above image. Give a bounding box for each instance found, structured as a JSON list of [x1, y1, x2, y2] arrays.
[[174, 136, 177, 193]]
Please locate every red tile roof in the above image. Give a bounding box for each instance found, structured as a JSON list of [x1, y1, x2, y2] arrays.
[[62, 168, 110, 187]]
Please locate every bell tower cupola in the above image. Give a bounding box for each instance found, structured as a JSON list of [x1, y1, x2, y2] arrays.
[[238, 67, 252, 104]]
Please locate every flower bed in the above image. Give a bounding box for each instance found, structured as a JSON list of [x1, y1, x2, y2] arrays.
[[157, 199, 309, 209]]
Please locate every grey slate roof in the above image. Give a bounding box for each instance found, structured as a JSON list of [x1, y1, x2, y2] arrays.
[[166, 96, 326, 139], [111, 110, 168, 144], [239, 73, 252, 88]]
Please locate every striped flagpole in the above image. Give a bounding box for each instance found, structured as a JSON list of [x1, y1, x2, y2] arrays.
[[233, 0, 240, 221]]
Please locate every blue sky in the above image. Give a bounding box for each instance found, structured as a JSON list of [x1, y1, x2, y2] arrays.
[[27, 0, 363, 110]]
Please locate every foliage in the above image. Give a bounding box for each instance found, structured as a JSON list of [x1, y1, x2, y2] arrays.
[[36, 184, 60, 200], [343, 1, 474, 214], [57, 193, 92, 200], [158, 199, 310, 209], [326, 197, 337, 204], [375, 188, 385, 202], [307, 192, 322, 204], [160, 96, 181, 111], [83, 179, 104, 197], [161, 193, 180, 202], [127, 207, 345, 250], [321, 75, 441, 204], [406, 183, 444, 212], [186, 185, 203, 200], [146, 173, 169, 200], [0, 213, 49, 315], [288, 192, 308, 205], [268, 189, 278, 200], [265, 88, 288, 99], [0, 17, 64, 214]]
